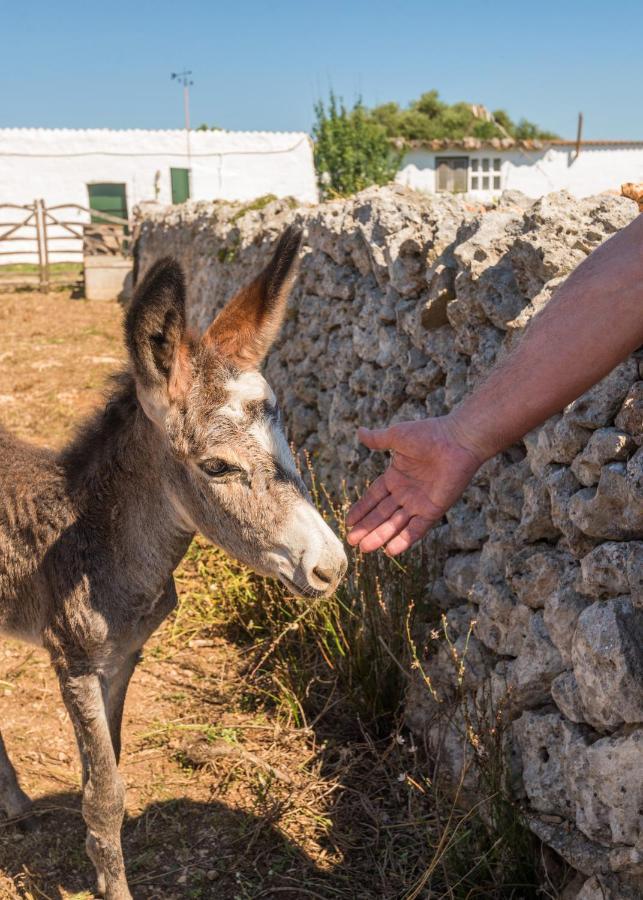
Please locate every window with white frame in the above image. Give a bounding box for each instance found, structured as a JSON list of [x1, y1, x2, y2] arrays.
[[470, 158, 502, 191]]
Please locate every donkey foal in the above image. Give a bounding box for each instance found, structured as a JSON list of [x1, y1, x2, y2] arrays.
[[0, 227, 347, 899]]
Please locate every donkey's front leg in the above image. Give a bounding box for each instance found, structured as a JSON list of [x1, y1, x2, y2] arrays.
[[58, 671, 131, 900], [0, 732, 33, 826], [105, 578, 179, 763], [105, 651, 140, 765]]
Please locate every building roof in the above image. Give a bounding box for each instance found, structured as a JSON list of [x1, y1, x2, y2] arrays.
[[0, 128, 311, 159], [0, 127, 307, 137], [395, 137, 643, 151]]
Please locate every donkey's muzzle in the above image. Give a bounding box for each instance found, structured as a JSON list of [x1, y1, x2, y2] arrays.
[[275, 501, 348, 598]]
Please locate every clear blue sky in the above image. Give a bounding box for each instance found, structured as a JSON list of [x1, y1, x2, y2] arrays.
[[2, 0, 640, 139]]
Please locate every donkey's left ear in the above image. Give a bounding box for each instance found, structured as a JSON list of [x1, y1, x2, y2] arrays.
[[126, 257, 188, 397], [203, 226, 303, 368]]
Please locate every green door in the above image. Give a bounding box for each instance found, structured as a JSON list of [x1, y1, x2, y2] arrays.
[[171, 168, 191, 204], [87, 183, 128, 224]]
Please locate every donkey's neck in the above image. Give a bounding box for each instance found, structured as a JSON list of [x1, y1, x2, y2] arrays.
[[60, 373, 193, 593]]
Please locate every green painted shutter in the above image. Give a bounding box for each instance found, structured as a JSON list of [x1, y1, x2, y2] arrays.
[[87, 183, 128, 224], [171, 168, 191, 204]]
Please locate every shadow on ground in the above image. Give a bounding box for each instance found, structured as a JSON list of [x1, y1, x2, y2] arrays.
[[1, 789, 333, 899]]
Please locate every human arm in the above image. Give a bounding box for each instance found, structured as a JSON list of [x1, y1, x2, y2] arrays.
[[346, 212, 643, 556]]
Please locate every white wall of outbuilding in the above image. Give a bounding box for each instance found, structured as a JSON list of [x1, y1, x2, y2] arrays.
[[397, 144, 643, 200], [0, 128, 318, 263]]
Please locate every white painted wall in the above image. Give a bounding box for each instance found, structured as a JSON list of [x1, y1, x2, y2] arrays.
[[0, 128, 318, 263], [397, 144, 643, 200]]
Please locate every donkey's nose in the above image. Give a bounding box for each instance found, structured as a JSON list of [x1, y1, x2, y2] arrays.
[[309, 552, 347, 594], [313, 565, 335, 587]]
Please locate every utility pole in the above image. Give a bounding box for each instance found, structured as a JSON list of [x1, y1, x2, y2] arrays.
[[171, 70, 194, 168]]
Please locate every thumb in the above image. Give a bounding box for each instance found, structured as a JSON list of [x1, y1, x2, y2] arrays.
[[357, 425, 396, 452]]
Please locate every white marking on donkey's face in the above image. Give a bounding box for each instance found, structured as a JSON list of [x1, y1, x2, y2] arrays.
[[221, 371, 297, 475], [220, 370, 274, 418], [205, 369, 346, 597]]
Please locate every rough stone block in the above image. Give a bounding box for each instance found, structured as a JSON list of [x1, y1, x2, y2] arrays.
[[615, 382, 643, 441], [565, 360, 638, 429], [569, 454, 643, 540], [572, 597, 643, 730], [471, 579, 532, 656], [544, 587, 591, 667], [507, 612, 564, 708], [506, 546, 577, 609], [579, 542, 639, 598], [551, 671, 586, 724], [571, 428, 635, 486]]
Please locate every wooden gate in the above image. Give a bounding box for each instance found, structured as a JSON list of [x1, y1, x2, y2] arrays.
[[0, 199, 130, 293]]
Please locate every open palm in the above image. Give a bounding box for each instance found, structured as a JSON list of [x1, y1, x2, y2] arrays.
[[346, 418, 483, 556]]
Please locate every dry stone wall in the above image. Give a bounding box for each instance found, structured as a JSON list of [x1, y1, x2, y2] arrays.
[[135, 185, 642, 898]]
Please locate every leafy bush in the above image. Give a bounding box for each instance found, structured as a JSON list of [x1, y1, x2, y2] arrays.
[[369, 89, 558, 142], [313, 93, 403, 199]]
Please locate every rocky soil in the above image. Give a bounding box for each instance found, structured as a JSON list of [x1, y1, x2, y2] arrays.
[[136, 184, 643, 898]]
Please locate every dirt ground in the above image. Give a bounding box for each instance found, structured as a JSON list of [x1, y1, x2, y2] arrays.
[[0, 291, 355, 900]]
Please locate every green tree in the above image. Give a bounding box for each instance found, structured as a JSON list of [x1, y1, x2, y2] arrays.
[[367, 91, 557, 142], [313, 93, 402, 199]]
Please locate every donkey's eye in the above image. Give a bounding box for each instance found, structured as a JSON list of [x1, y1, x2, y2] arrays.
[[198, 459, 239, 479]]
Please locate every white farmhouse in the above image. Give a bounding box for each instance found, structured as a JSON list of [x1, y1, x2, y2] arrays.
[[396, 138, 643, 199], [0, 127, 318, 211], [0, 128, 318, 266]]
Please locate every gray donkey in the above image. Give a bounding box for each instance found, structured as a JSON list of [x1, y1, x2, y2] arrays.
[[0, 226, 347, 899]]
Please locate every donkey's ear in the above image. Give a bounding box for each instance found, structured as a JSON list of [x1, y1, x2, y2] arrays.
[[203, 226, 302, 368], [126, 257, 188, 393]]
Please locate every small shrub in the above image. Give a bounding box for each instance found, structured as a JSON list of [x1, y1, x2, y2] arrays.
[[313, 92, 403, 199]]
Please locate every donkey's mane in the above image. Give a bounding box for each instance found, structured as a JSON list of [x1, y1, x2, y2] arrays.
[[59, 370, 143, 493]]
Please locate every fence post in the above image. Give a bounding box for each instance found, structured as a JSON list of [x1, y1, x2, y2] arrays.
[[34, 199, 49, 293]]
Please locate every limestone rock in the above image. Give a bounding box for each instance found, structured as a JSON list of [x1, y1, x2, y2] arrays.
[[565, 360, 639, 429], [506, 612, 564, 708], [615, 381, 643, 441], [574, 875, 643, 900], [488, 458, 529, 520], [443, 551, 481, 599], [572, 730, 643, 846], [551, 418, 592, 464], [572, 597, 643, 730], [551, 672, 586, 724], [579, 542, 640, 598], [513, 710, 590, 818], [627, 545, 643, 609], [571, 428, 635, 486], [569, 452, 643, 540], [519, 476, 559, 541], [506, 546, 577, 609], [471, 579, 532, 656], [544, 588, 591, 666]]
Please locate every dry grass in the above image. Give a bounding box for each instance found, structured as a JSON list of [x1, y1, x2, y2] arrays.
[[0, 289, 561, 899]]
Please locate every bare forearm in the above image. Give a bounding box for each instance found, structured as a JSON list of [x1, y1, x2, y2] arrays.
[[451, 213, 643, 460]]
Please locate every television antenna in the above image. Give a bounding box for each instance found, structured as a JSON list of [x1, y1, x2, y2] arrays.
[[171, 70, 194, 164]]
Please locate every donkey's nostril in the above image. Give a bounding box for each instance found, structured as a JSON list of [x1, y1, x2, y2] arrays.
[[313, 566, 334, 586]]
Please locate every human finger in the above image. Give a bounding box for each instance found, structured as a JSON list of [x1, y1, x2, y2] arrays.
[[346, 493, 402, 547], [384, 515, 434, 556], [359, 507, 412, 554], [345, 474, 390, 530], [357, 425, 396, 452]]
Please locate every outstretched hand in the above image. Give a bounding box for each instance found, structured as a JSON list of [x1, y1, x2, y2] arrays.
[[345, 417, 484, 556]]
